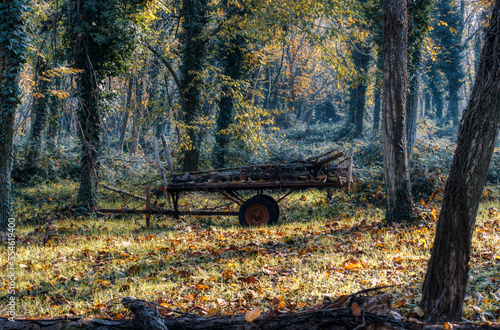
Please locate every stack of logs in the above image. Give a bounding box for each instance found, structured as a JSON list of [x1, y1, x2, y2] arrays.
[[169, 150, 348, 185]]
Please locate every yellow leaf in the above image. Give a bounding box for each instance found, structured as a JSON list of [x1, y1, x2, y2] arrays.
[[196, 283, 211, 290], [343, 259, 364, 270], [444, 322, 452, 330], [206, 308, 218, 317], [420, 199, 425, 207], [245, 307, 261, 322], [430, 209, 437, 221]]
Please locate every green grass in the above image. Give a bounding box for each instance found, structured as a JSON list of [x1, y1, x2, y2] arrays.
[[1, 181, 499, 322], [2, 123, 500, 322]]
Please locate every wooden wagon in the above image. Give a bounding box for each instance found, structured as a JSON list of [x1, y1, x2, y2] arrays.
[[99, 136, 353, 227]]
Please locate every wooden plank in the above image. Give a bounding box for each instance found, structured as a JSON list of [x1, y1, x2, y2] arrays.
[[98, 209, 239, 217], [101, 184, 146, 201], [162, 179, 345, 193]]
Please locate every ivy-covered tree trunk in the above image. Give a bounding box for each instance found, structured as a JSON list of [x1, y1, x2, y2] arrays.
[[74, 47, 102, 215], [25, 61, 50, 170], [180, 0, 209, 172], [406, 0, 431, 157], [428, 62, 444, 119], [214, 35, 245, 168], [382, 0, 413, 223], [47, 77, 63, 151], [69, 0, 147, 214], [421, 0, 500, 320], [438, 0, 464, 126], [0, 0, 27, 231]]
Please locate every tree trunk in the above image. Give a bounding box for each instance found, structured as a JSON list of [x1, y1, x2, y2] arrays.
[[180, 0, 209, 172], [214, 34, 245, 168], [428, 61, 444, 120], [118, 77, 134, 151], [420, 0, 500, 321], [25, 60, 50, 170], [406, 72, 419, 158], [424, 88, 431, 118], [0, 0, 26, 231], [349, 45, 371, 138], [132, 76, 142, 154], [382, 0, 413, 223], [47, 77, 63, 151], [73, 4, 103, 215], [372, 54, 383, 134]]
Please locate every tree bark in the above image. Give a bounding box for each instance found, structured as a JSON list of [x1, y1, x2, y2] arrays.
[[382, 0, 413, 223], [118, 77, 134, 151], [420, 0, 500, 321], [0, 0, 27, 231], [25, 60, 50, 170], [47, 77, 62, 151], [406, 72, 419, 158], [372, 54, 383, 134], [214, 30, 245, 168], [423, 88, 431, 118], [180, 0, 209, 172]]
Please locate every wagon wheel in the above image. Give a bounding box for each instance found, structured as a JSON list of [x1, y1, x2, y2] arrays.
[[239, 196, 278, 227], [260, 194, 280, 219]]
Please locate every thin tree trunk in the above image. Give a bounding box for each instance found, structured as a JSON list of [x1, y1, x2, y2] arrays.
[[382, 0, 413, 223], [372, 54, 383, 134], [118, 77, 134, 151], [420, 0, 500, 321], [406, 72, 419, 157], [132, 76, 142, 154], [25, 61, 50, 170], [47, 77, 62, 151], [424, 88, 431, 118]]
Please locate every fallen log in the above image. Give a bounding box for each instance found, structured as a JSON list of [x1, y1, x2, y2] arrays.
[[1, 309, 499, 330], [101, 184, 147, 201]]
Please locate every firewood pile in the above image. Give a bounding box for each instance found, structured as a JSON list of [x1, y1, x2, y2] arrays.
[[169, 150, 349, 185]]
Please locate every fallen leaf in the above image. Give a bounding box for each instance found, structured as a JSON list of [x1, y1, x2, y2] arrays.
[[245, 307, 261, 322], [127, 265, 139, 275], [240, 276, 258, 284], [351, 302, 362, 316], [414, 306, 424, 317], [206, 308, 217, 317]]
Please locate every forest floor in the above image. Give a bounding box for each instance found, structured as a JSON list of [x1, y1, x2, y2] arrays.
[[1, 120, 500, 323]]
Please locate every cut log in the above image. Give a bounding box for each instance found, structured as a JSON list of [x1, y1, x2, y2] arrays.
[[169, 152, 347, 185]]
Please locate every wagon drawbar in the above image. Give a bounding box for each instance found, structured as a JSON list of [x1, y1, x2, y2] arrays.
[[99, 147, 353, 228]]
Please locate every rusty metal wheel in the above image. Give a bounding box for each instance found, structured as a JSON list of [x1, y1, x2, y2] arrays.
[[260, 194, 280, 219], [239, 196, 278, 227]]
